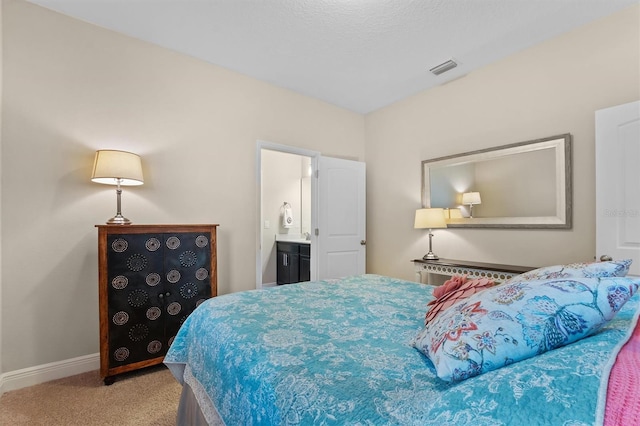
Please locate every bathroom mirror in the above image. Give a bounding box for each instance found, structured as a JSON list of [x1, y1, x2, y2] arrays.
[[421, 134, 572, 228]]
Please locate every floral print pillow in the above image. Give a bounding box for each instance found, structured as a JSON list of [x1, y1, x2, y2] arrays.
[[504, 259, 632, 285], [413, 276, 640, 382], [425, 275, 495, 325]]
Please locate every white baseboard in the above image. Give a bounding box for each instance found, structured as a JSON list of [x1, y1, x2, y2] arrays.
[[262, 282, 277, 288], [0, 353, 99, 395]]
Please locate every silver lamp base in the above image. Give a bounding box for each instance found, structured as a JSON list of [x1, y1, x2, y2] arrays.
[[422, 230, 439, 260], [106, 185, 132, 225], [106, 214, 132, 225]]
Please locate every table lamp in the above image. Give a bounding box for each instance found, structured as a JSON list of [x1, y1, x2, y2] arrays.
[[462, 192, 481, 218], [91, 150, 144, 225], [445, 208, 463, 219], [414, 208, 447, 260]]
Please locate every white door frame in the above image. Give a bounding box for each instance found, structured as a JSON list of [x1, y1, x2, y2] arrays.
[[255, 140, 320, 289]]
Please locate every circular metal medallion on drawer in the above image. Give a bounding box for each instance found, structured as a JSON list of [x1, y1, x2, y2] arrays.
[[180, 282, 198, 299], [113, 347, 130, 362], [112, 275, 128, 290], [128, 324, 149, 342], [166, 236, 181, 250], [195, 235, 209, 247], [145, 237, 161, 252], [166, 269, 181, 283], [112, 311, 129, 326], [128, 289, 149, 307], [145, 272, 161, 286], [146, 306, 161, 320], [111, 238, 128, 252], [179, 250, 198, 267], [195, 267, 208, 280], [167, 302, 182, 316], [147, 340, 162, 354], [126, 253, 147, 272]]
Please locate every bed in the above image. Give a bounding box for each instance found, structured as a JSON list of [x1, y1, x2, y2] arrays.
[[164, 272, 640, 425]]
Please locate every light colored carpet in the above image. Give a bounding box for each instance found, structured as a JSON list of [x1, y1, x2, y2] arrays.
[[0, 366, 182, 426]]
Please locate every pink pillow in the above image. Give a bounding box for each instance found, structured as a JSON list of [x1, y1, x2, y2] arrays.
[[425, 275, 495, 325]]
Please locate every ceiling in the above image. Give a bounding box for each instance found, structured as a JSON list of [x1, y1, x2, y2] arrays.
[[26, 0, 638, 114]]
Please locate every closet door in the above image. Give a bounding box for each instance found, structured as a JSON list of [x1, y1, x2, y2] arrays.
[[596, 100, 640, 275]]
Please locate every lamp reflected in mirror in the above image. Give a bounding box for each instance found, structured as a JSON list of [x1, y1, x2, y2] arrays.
[[461, 192, 481, 218], [414, 208, 447, 260], [445, 208, 463, 219]]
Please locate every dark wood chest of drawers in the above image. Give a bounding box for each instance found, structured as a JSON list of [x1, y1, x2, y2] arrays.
[[97, 224, 218, 384]]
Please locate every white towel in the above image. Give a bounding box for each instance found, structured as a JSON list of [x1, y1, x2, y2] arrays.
[[282, 205, 293, 228]]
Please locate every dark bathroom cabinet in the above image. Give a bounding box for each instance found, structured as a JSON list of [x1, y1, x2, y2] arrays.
[[277, 241, 310, 284]]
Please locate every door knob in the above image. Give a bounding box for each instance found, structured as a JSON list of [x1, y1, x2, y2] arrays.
[[360, 240, 366, 245], [600, 254, 613, 261]]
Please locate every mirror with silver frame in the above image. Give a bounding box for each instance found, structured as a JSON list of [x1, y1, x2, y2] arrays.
[[421, 134, 572, 228]]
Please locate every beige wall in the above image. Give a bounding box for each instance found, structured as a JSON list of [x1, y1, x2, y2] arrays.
[[365, 4, 640, 281], [1, 0, 364, 372]]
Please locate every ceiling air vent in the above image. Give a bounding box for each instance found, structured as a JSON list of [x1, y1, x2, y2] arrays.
[[429, 59, 458, 76]]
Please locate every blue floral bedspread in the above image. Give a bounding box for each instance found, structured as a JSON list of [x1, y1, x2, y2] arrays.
[[164, 274, 640, 425]]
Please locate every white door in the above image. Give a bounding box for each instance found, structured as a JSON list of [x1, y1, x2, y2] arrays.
[[596, 100, 640, 276], [318, 156, 366, 279]]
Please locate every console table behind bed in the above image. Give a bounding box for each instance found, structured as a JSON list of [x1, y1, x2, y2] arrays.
[[412, 258, 535, 285]]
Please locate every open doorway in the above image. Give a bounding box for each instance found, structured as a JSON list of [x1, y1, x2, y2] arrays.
[[255, 141, 319, 289]]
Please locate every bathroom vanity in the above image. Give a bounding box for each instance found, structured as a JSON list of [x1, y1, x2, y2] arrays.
[[276, 240, 310, 284]]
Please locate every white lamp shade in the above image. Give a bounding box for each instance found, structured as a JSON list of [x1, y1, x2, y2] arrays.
[[414, 208, 447, 229], [91, 150, 144, 186], [462, 192, 481, 205]]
